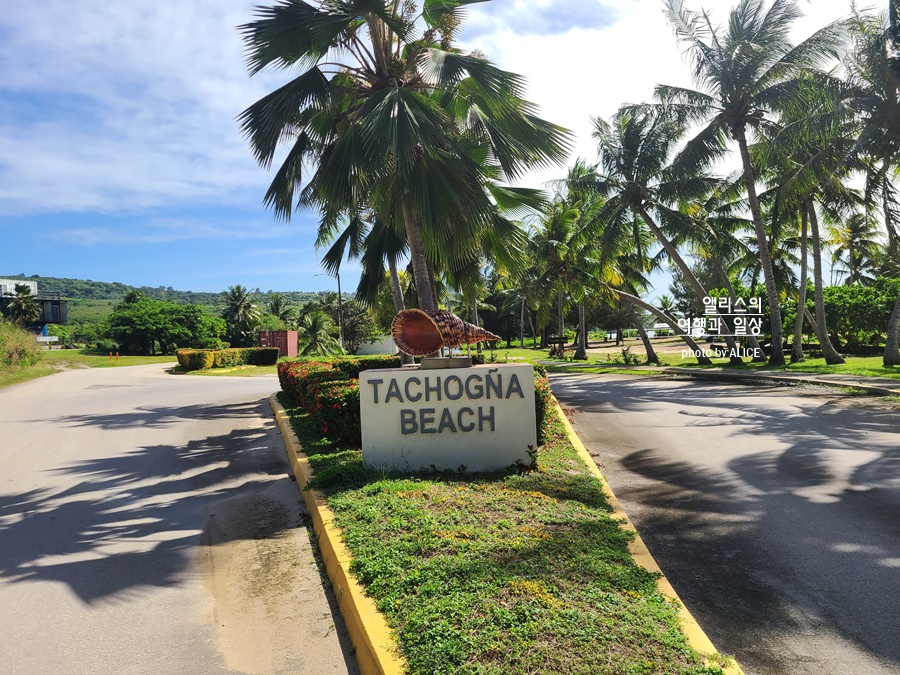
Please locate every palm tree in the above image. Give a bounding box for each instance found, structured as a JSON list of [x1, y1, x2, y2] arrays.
[[222, 284, 261, 347], [297, 310, 342, 356], [828, 212, 883, 285], [657, 0, 847, 366], [842, 7, 900, 364], [268, 292, 297, 325], [2, 284, 41, 326], [239, 0, 569, 312], [588, 106, 745, 364]]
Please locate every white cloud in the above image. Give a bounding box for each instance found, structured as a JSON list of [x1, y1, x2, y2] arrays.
[[0, 0, 858, 221], [463, 0, 854, 188]]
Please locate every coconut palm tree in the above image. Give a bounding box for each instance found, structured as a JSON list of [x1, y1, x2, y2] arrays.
[[588, 106, 745, 364], [297, 310, 342, 356], [222, 284, 261, 346], [268, 292, 297, 325], [828, 211, 883, 285], [657, 0, 847, 366], [2, 283, 41, 326], [841, 6, 900, 364], [239, 0, 569, 312]]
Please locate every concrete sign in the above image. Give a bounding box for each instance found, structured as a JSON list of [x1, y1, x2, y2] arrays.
[[359, 363, 536, 472]]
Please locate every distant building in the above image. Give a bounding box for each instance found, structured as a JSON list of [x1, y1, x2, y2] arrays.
[[0, 279, 38, 296], [0, 278, 67, 325]]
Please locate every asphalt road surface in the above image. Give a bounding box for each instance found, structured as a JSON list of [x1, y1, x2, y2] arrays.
[[0, 364, 358, 675], [551, 373, 900, 675]]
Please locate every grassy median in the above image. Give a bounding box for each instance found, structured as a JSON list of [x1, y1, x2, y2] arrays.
[[279, 393, 728, 675]]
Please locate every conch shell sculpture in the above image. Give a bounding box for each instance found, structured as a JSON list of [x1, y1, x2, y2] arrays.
[[391, 309, 500, 356]]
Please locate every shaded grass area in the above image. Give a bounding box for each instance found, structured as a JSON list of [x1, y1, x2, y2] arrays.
[[279, 393, 726, 675], [180, 364, 277, 377], [0, 350, 176, 390]]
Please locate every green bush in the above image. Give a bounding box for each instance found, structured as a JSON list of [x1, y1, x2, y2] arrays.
[[176, 347, 279, 371], [0, 321, 42, 369]]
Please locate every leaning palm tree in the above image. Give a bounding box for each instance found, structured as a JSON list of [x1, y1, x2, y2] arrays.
[[2, 283, 41, 326], [239, 0, 569, 312], [657, 0, 847, 366], [588, 106, 745, 364]]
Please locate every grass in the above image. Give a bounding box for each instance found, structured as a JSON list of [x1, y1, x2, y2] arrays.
[[179, 364, 277, 377], [0, 349, 176, 390], [279, 393, 729, 675], [482, 343, 900, 381]]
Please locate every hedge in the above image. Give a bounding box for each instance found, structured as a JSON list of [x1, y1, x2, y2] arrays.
[[176, 347, 279, 371], [277, 355, 550, 451]]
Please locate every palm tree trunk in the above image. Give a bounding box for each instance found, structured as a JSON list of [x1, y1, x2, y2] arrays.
[[710, 258, 766, 361], [402, 205, 436, 312], [557, 291, 565, 348], [791, 209, 809, 363], [637, 206, 743, 365], [734, 128, 785, 366], [616, 290, 712, 365], [471, 300, 482, 353], [388, 258, 414, 365], [519, 296, 525, 348], [574, 300, 588, 360], [884, 294, 900, 366], [806, 199, 845, 364], [628, 304, 658, 364]]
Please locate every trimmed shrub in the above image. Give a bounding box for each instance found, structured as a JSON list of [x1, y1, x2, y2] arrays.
[[176, 347, 280, 371]]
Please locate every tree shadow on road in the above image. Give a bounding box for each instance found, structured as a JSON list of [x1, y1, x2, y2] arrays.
[[0, 399, 287, 602]]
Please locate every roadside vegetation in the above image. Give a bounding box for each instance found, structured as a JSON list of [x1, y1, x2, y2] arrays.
[[279, 384, 729, 674]]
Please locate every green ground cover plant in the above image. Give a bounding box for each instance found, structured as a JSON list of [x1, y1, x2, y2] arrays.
[[277, 356, 728, 674]]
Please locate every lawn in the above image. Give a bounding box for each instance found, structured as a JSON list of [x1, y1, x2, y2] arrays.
[[0, 349, 176, 390], [179, 364, 277, 377], [481, 343, 900, 381], [280, 393, 730, 675]]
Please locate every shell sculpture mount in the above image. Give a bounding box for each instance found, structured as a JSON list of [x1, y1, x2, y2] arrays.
[[391, 309, 500, 359]]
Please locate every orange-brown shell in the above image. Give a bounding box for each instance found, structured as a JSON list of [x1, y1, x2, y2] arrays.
[[391, 309, 500, 356]]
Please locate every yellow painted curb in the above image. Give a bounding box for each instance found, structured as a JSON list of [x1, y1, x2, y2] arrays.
[[552, 397, 744, 675], [270, 395, 406, 675]]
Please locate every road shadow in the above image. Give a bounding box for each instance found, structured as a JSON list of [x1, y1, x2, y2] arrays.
[[550, 374, 900, 674], [0, 419, 281, 601]]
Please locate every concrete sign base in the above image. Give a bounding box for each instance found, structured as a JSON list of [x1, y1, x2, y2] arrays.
[[359, 363, 537, 472]]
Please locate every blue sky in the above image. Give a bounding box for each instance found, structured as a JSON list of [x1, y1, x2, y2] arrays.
[[0, 0, 849, 294]]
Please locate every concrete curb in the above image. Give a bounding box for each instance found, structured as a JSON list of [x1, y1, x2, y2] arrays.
[[552, 397, 744, 675], [269, 395, 406, 675]]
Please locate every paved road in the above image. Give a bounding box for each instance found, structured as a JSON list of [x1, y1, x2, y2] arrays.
[[551, 373, 900, 675], [0, 365, 357, 675]]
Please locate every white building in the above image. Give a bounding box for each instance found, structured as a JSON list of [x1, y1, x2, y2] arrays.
[[0, 279, 38, 296]]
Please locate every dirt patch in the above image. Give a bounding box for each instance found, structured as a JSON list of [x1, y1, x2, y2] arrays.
[[198, 481, 357, 674]]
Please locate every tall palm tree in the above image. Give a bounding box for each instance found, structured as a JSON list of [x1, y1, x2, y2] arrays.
[[588, 106, 745, 364], [2, 283, 41, 326], [842, 6, 900, 364], [239, 0, 569, 312], [222, 284, 261, 346], [657, 0, 847, 366]]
